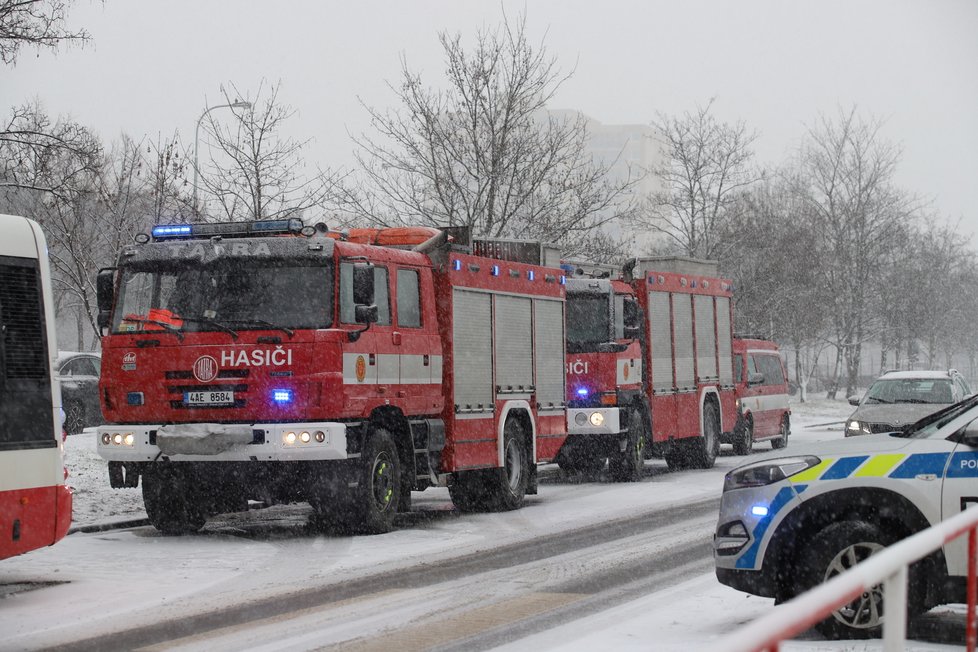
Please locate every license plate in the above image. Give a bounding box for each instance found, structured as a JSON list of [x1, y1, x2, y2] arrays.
[[184, 390, 234, 406]]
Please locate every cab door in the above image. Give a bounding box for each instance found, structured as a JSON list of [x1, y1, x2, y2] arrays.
[[339, 262, 391, 413], [392, 266, 440, 414], [941, 424, 978, 577]]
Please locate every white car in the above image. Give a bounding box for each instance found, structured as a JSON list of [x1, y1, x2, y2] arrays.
[[714, 395, 978, 639], [845, 369, 971, 437]]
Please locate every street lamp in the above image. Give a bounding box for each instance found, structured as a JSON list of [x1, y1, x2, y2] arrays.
[[192, 100, 252, 217]]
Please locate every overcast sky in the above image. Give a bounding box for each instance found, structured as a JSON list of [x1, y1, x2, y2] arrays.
[[3, 0, 977, 237]]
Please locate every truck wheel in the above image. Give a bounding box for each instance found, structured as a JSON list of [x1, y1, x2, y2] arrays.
[[732, 416, 753, 456], [142, 467, 206, 535], [798, 521, 892, 638], [556, 445, 606, 476], [492, 418, 529, 511], [351, 428, 401, 534], [609, 408, 645, 482], [772, 415, 789, 450], [689, 401, 721, 469]]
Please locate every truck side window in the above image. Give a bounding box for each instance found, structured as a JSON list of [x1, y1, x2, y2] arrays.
[[397, 269, 421, 328], [614, 294, 625, 339], [733, 355, 743, 383], [341, 264, 390, 325]]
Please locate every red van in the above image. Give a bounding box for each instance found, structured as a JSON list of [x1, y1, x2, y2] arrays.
[[723, 337, 791, 454]]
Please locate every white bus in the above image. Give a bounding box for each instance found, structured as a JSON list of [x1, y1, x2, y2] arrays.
[[0, 213, 71, 559]]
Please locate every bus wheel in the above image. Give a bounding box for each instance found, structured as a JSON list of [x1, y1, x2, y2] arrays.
[[142, 467, 206, 535], [609, 408, 645, 482]]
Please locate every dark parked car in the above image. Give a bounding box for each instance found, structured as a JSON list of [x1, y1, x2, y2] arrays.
[[56, 351, 102, 435]]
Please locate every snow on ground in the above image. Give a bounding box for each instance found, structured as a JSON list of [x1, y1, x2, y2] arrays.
[[6, 397, 957, 650]]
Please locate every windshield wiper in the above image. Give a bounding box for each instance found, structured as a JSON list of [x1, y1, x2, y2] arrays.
[[181, 315, 239, 340], [225, 319, 295, 338]]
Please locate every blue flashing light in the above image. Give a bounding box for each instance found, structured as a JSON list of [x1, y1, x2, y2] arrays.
[[527, 270, 535, 281], [576, 388, 589, 397], [452, 259, 462, 271], [272, 389, 293, 403], [491, 264, 500, 276], [751, 504, 769, 517], [152, 224, 193, 237], [559, 275, 566, 285]]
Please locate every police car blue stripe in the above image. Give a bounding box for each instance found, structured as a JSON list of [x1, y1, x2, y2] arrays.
[[946, 452, 978, 478], [735, 486, 796, 570], [822, 456, 869, 480], [889, 452, 950, 479]]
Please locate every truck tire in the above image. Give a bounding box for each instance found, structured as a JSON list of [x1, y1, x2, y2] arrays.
[[556, 444, 606, 476], [608, 408, 645, 482], [450, 418, 529, 512], [689, 401, 721, 469], [772, 415, 789, 450], [142, 467, 206, 535], [350, 428, 401, 534], [732, 416, 753, 456]]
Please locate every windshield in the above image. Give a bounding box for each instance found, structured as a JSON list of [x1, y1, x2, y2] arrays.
[[112, 259, 333, 334], [863, 378, 954, 405], [566, 293, 611, 352]]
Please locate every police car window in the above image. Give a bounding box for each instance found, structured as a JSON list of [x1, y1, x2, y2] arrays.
[[396, 269, 421, 328]]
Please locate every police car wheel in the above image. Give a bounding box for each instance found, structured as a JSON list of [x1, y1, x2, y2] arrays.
[[732, 416, 753, 456], [801, 521, 890, 639]]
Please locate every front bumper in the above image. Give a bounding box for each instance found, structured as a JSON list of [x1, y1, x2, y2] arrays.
[[97, 421, 350, 463], [566, 407, 623, 436]]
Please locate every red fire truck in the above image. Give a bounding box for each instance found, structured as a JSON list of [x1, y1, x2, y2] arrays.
[[95, 220, 568, 534], [560, 257, 737, 475]]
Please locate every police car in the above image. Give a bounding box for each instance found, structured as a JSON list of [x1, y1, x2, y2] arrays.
[[714, 395, 978, 639]]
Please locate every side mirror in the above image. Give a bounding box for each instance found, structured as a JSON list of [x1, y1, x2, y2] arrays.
[[96, 268, 117, 332], [597, 341, 628, 354], [352, 264, 376, 306], [355, 304, 379, 325], [623, 325, 642, 340], [961, 422, 978, 448], [848, 395, 862, 406], [748, 372, 764, 387]]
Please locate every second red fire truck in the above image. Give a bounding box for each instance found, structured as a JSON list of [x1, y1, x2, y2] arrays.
[[95, 220, 568, 534], [561, 257, 738, 478]]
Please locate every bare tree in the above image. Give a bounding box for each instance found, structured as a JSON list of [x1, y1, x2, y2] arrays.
[[196, 80, 342, 222], [0, 0, 89, 64], [634, 100, 762, 259], [346, 14, 636, 260], [793, 107, 921, 398]]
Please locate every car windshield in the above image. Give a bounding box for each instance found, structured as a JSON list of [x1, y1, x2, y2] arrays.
[[863, 378, 954, 405], [112, 259, 333, 334]]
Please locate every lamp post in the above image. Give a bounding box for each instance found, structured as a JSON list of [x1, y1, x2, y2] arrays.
[[192, 100, 252, 217]]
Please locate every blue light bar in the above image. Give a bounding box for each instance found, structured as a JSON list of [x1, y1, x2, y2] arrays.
[[559, 275, 566, 285], [577, 388, 589, 397], [152, 224, 193, 237], [452, 259, 462, 271], [527, 270, 535, 281], [272, 389, 293, 403], [490, 265, 500, 276]]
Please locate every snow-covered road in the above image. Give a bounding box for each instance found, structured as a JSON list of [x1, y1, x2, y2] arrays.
[[1, 398, 962, 650]]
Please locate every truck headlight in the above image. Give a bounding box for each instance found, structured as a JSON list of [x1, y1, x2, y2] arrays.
[[589, 412, 604, 427], [723, 456, 821, 492]]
